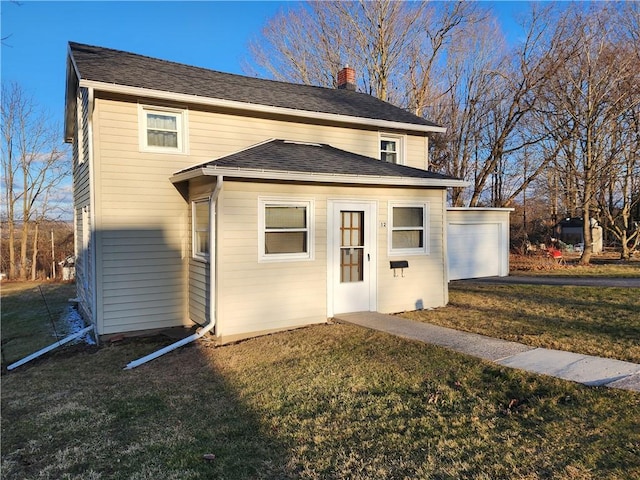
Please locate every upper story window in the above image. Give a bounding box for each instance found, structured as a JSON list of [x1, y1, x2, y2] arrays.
[[380, 133, 404, 164], [259, 198, 314, 262], [139, 105, 187, 153], [388, 202, 429, 255]]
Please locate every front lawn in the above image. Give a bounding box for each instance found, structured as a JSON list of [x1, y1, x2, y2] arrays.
[[2, 282, 639, 479], [402, 283, 640, 363], [2, 325, 639, 479]]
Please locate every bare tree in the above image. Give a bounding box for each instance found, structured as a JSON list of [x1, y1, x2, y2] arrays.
[[1, 82, 69, 280], [537, 3, 639, 264], [427, 15, 500, 206], [248, 2, 567, 212], [246, 0, 639, 260], [598, 93, 640, 259], [247, 1, 474, 106]]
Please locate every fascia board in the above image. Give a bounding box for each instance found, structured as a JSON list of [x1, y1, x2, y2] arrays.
[[171, 166, 469, 188], [79, 79, 447, 134]]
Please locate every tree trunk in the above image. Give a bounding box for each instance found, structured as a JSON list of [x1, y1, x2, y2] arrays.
[[580, 213, 593, 264], [30, 222, 39, 281], [8, 218, 16, 279], [19, 221, 28, 280], [620, 230, 630, 260]]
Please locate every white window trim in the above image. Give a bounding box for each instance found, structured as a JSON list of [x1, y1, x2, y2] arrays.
[[258, 197, 314, 263], [379, 132, 406, 165], [388, 201, 429, 256], [192, 197, 210, 262], [138, 104, 188, 154]]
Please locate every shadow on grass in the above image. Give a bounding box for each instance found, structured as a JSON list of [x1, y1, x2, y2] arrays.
[[1, 335, 299, 479], [1, 282, 78, 366]]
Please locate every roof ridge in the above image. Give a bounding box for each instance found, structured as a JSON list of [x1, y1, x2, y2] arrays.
[[67, 42, 444, 131], [68, 41, 355, 95]]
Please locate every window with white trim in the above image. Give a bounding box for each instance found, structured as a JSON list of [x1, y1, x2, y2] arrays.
[[259, 198, 313, 261], [389, 202, 428, 255], [380, 134, 404, 164], [192, 198, 210, 260], [139, 105, 187, 153]]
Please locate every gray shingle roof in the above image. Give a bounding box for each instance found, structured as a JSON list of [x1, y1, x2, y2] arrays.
[[178, 139, 459, 182], [68, 42, 441, 129]]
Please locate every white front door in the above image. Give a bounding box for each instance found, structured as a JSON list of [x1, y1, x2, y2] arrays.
[[329, 201, 376, 314]]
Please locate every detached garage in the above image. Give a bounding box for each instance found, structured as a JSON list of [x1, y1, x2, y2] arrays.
[[447, 208, 513, 280]]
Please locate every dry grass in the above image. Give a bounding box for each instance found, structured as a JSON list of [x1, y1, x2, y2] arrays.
[[402, 283, 640, 363], [1, 282, 77, 365], [510, 252, 640, 277], [2, 325, 639, 479], [2, 282, 639, 479]]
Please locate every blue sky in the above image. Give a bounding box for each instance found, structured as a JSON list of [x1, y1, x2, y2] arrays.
[[1, 1, 524, 131], [1, 1, 288, 125]]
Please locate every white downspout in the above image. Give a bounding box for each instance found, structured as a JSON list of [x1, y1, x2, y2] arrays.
[[7, 325, 97, 371], [124, 175, 223, 370]]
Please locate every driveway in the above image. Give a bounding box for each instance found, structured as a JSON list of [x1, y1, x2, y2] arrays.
[[453, 276, 640, 288]]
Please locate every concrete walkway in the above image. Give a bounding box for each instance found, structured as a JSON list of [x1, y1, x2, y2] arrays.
[[334, 312, 640, 392]]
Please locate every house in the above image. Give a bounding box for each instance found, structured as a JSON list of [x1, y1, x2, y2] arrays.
[[64, 42, 469, 344], [554, 217, 603, 253]]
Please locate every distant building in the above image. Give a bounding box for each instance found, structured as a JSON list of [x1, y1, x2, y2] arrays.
[[554, 217, 603, 253]]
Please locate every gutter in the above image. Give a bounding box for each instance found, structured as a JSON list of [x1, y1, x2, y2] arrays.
[[78, 79, 447, 134], [171, 166, 469, 189], [124, 176, 223, 369]]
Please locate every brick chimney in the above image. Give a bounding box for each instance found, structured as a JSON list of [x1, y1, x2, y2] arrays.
[[337, 66, 356, 91]]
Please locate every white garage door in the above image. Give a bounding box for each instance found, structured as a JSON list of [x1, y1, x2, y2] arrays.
[[448, 223, 501, 280]]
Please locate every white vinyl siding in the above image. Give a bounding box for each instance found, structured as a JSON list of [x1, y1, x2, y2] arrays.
[[73, 87, 93, 323], [88, 94, 438, 336], [214, 181, 447, 342]]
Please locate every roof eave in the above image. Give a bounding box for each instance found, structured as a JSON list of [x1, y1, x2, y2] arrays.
[[79, 79, 447, 134], [171, 166, 468, 188], [64, 49, 82, 143]]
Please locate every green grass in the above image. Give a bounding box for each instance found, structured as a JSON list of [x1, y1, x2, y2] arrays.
[[402, 284, 640, 364], [1, 282, 77, 364], [2, 282, 639, 479]]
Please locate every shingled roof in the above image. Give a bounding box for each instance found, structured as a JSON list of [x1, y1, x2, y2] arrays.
[[173, 139, 466, 187], [68, 42, 443, 131]]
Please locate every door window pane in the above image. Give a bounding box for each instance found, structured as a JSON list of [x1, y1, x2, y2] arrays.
[[340, 211, 364, 283]]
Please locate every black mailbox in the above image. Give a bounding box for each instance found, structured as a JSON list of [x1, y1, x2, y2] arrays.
[[390, 260, 409, 269], [390, 260, 408, 277]]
